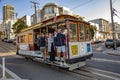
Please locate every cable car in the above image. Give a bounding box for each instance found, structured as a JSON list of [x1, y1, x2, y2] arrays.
[[16, 15, 93, 70]]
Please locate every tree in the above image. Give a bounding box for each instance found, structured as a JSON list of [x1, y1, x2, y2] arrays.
[[0, 31, 3, 39], [78, 16, 85, 21], [75, 15, 85, 21], [90, 25, 97, 39], [0, 31, 3, 35], [13, 19, 28, 34]]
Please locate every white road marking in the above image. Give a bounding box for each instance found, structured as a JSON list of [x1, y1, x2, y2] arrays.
[[96, 47, 102, 51], [82, 67, 120, 80], [92, 72, 120, 80], [0, 64, 21, 80], [92, 52, 102, 54], [91, 58, 120, 64]]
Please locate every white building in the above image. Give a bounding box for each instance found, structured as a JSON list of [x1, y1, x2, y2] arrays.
[[21, 15, 31, 26], [62, 7, 73, 15], [89, 18, 112, 40], [90, 22, 102, 41], [31, 3, 73, 25], [37, 9, 42, 23], [5, 19, 16, 39], [109, 22, 120, 39]]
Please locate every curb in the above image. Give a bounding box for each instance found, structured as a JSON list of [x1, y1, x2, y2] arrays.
[[104, 50, 120, 56], [0, 78, 28, 80], [107, 52, 120, 56]]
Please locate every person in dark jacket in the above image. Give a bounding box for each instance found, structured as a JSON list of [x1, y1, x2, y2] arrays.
[[38, 33, 47, 61], [55, 28, 67, 66]]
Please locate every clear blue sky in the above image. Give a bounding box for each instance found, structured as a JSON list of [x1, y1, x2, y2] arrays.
[[0, 0, 120, 23]]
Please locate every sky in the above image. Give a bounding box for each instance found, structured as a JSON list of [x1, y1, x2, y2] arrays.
[[0, 0, 120, 24]]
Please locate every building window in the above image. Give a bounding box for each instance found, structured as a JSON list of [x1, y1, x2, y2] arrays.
[[52, 7, 54, 13], [37, 11, 41, 18], [45, 7, 49, 14], [45, 6, 55, 15]]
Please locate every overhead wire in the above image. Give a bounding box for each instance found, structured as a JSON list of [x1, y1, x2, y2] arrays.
[[71, 0, 93, 10], [112, 0, 116, 4], [114, 13, 120, 20], [113, 8, 120, 20], [113, 8, 120, 15]]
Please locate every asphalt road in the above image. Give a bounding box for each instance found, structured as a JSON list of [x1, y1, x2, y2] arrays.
[[89, 43, 120, 74], [0, 41, 120, 80]]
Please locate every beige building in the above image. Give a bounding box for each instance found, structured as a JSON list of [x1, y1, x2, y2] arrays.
[[3, 4, 14, 21], [109, 22, 120, 39], [89, 22, 101, 41], [2, 4, 16, 39], [31, 3, 73, 25], [89, 18, 112, 40]]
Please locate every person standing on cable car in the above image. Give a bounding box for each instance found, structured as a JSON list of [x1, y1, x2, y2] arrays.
[[48, 33, 55, 63], [38, 33, 47, 61], [54, 28, 67, 66]]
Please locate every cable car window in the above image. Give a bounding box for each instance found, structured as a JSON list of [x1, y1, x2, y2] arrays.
[[79, 24, 84, 40], [20, 36, 24, 43], [28, 33, 33, 43], [85, 25, 90, 40], [69, 23, 77, 41], [24, 35, 28, 43]]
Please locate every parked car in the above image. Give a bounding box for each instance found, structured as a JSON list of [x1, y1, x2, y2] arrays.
[[105, 39, 120, 48], [12, 39, 16, 45], [2, 38, 4, 41], [7, 39, 14, 43], [94, 40, 103, 44], [2, 38, 8, 42]]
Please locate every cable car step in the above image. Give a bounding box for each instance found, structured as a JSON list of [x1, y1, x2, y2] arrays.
[[33, 58, 69, 68]]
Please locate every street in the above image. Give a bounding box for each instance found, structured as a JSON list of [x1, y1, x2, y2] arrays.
[[0, 0, 120, 80], [0, 41, 120, 80]]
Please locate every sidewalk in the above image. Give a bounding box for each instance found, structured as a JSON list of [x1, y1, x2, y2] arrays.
[[0, 67, 13, 80], [104, 47, 120, 56]]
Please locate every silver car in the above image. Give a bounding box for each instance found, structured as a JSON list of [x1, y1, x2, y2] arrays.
[[105, 39, 120, 48]]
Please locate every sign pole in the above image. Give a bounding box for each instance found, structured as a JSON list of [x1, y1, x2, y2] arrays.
[[2, 57, 6, 79]]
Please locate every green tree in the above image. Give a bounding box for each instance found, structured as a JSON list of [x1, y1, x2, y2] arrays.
[[90, 25, 97, 39], [0, 31, 3, 39], [75, 15, 85, 21], [0, 31, 3, 35], [78, 16, 85, 21], [13, 19, 28, 34]]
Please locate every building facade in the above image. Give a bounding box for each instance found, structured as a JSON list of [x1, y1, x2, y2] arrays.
[[109, 22, 120, 39], [0, 23, 4, 39], [21, 15, 31, 26], [89, 18, 112, 40], [3, 4, 14, 21], [89, 22, 101, 41], [4, 20, 16, 39], [2, 4, 16, 39], [31, 3, 73, 25]]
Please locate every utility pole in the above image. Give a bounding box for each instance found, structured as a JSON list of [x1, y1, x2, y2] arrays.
[[110, 0, 116, 50], [30, 1, 39, 24]]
